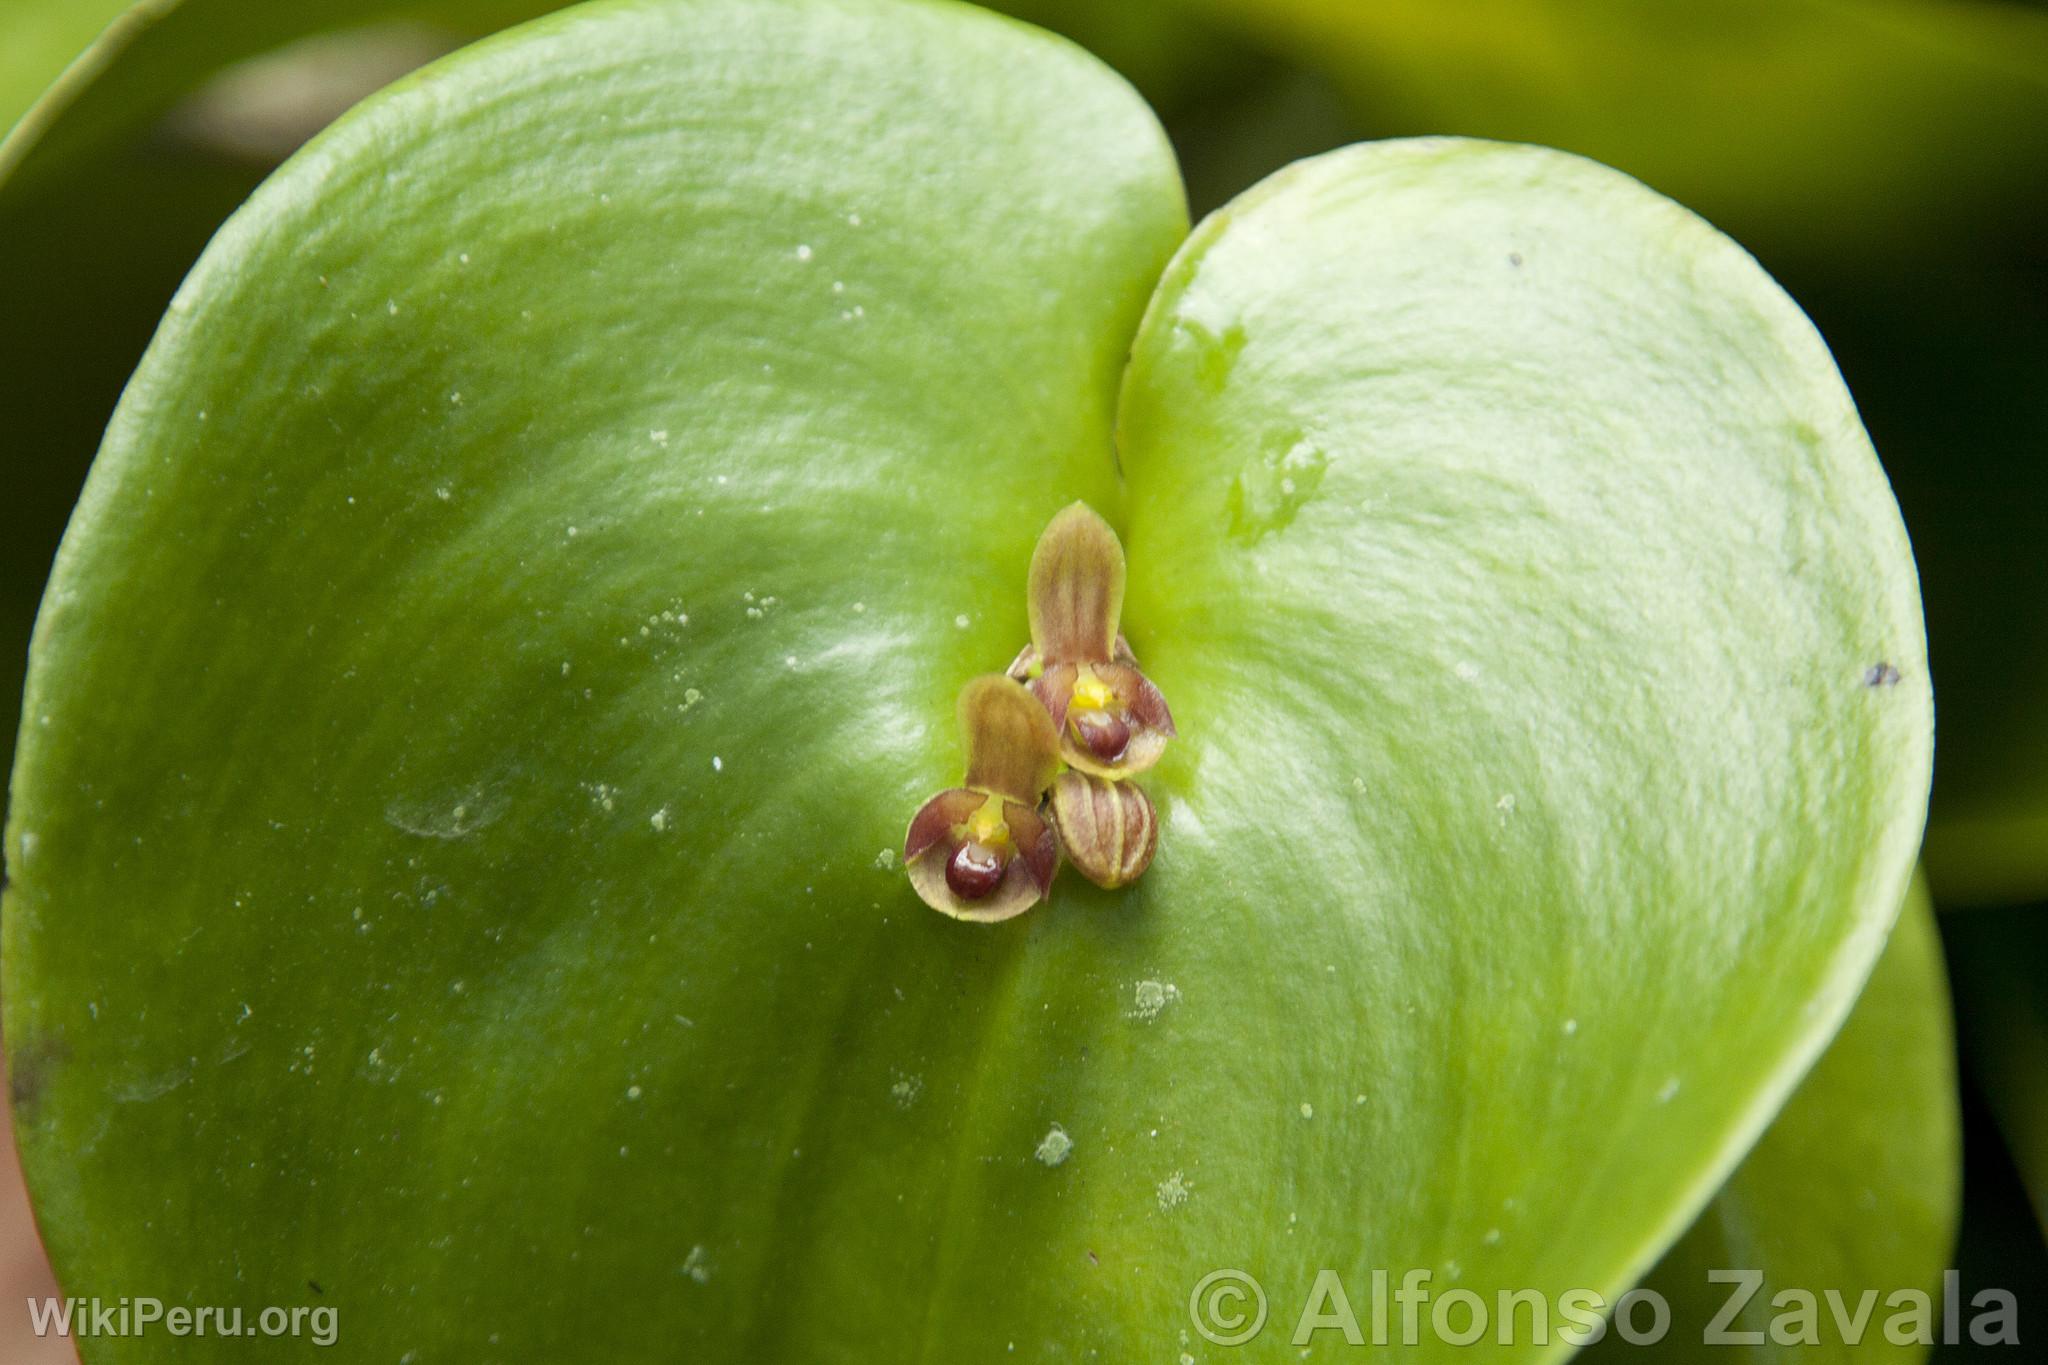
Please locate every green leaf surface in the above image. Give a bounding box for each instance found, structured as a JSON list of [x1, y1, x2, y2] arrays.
[[6, 2, 1931, 1361], [0, 0, 1238, 801], [1588, 880, 1957, 1362]]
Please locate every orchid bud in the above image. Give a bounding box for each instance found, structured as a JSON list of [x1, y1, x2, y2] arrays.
[[1012, 502, 1176, 779], [1048, 771, 1158, 889], [903, 676, 1060, 922]]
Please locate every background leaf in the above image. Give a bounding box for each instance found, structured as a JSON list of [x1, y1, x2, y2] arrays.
[[1184, 0, 2048, 267], [1588, 880, 1958, 1361], [1945, 905, 2048, 1236]]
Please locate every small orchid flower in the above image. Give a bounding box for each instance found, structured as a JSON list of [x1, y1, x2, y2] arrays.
[[1047, 771, 1158, 889], [1007, 502, 1174, 778], [903, 675, 1061, 921]]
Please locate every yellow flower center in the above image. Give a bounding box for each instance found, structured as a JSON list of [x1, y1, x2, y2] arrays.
[[962, 796, 1012, 851], [1071, 667, 1117, 714]]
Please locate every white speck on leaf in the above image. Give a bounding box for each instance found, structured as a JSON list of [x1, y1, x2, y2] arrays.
[[1130, 980, 1180, 1021], [650, 808, 670, 833], [681, 1245, 711, 1283], [890, 1074, 923, 1109], [794, 244, 812, 261], [1156, 1171, 1191, 1211], [1035, 1125, 1073, 1167], [1657, 1077, 1681, 1103]]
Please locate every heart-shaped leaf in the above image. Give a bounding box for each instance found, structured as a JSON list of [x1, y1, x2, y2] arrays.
[[1587, 880, 1957, 1361], [5, 1, 1931, 1360]]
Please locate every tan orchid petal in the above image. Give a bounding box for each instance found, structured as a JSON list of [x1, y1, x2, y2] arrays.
[[1049, 772, 1158, 889], [958, 674, 1059, 803], [1026, 501, 1124, 664]]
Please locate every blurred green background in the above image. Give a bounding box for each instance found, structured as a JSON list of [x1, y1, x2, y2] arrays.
[[3, 0, 2044, 1352]]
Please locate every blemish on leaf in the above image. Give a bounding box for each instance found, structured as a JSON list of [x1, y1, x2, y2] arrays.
[[1035, 1124, 1074, 1167], [1227, 430, 1327, 541], [1863, 662, 1901, 687], [384, 781, 508, 840], [889, 1073, 923, 1109], [1129, 979, 1180, 1021], [1172, 313, 1246, 393], [681, 1245, 712, 1283], [1156, 1170, 1192, 1211], [8, 1035, 65, 1111]]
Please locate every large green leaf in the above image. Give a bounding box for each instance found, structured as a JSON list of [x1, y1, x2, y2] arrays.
[[6, 2, 1931, 1362], [1589, 881, 1957, 1362]]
